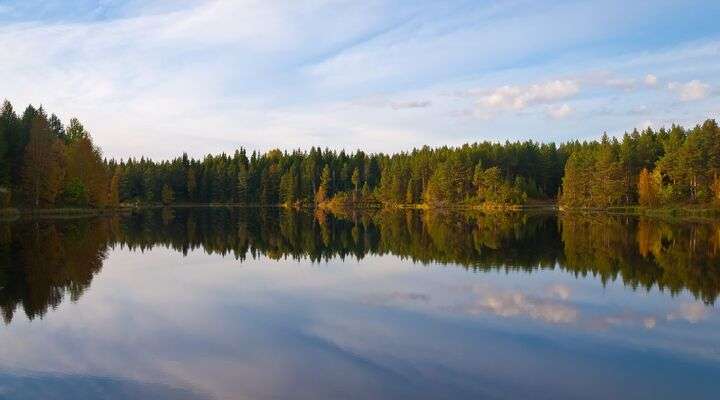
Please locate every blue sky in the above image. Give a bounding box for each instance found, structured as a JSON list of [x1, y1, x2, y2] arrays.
[[1, 0, 719, 159]]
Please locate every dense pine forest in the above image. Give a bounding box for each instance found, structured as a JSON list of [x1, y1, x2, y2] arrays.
[[0, 99, 718, 210]]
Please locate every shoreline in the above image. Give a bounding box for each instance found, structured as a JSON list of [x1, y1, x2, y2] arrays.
[[1, 202, 718, 220]]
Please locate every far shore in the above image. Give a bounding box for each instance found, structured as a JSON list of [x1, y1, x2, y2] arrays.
[[2, 202, 719, 222]]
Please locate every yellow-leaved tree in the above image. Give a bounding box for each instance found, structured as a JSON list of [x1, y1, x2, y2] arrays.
[[64, 134, 108, 208], [107, 167, 121, 207], [638, 168, 660, 207], [712, 173, 720, 205]]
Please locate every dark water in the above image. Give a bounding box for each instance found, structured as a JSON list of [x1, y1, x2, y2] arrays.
[[0, 208, 719, 400]]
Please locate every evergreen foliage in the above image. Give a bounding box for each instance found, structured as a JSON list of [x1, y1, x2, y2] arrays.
[[0, 98, 718, 209]]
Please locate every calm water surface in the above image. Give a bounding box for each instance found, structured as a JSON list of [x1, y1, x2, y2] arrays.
[[0, 208, 719, 399]]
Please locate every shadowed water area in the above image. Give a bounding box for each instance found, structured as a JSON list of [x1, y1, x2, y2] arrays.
[[0, 208, 719, 399]]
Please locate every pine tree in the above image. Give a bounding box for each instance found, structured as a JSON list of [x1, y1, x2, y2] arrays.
[[11, 104, 34, 188], [22, 115, 65, 207], [237, 164, 249, 203], [48, 114, 66, 142], [187, 168, 197, 201], [108, 168, 121, 207], [405, 178, 416, 204], [315, 164, 331, 204], [65, 118, 87, 143], [161, 184, 175, 205], [0, 131, 7, 190], [351, 167, 361, 202], [280, 169, 297, 205], [425, 162, 455, 206], [351, 167, 360, 193], [560, 151, 593, 207], [143, 172, 156, 202], [592, 136, 625, 207]]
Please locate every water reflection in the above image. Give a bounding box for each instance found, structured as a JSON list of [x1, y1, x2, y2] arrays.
[[1, 208, 719, 324], [0, 218, 110, 323], [0, 208, 719, 399], [0, 372, 209, 400]]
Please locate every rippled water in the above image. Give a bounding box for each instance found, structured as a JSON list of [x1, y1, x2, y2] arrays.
[[0, 208, 718, 399]]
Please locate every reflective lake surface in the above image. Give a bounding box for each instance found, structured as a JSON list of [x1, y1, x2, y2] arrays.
[[0, 208, 719, 399]]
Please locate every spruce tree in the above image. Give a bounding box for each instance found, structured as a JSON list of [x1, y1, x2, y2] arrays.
[[22, 114, 65, 207]]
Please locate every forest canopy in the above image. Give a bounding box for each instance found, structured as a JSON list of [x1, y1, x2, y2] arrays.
[[1, 99, 718, 209]]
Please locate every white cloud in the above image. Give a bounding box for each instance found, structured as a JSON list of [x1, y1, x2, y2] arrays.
[[0, 1, 718, 159], [667, 302, 708, 323], [667, 80, 709, 101], [467, 291, 579, 324], [644, 74, 658, 86], [546, 103, 573, 119], [451, 284, 580, 324], [477, 80, 579, 110], [643, 317, 656, 329], [546, 284, 571, 300]]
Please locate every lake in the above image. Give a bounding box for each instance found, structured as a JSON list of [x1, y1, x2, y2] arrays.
[[0, 208, 719, 399]]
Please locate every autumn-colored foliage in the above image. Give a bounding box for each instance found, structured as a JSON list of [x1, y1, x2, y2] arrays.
[[22, 115, 65, 207], [638, 168, 660, 207], [1, 98, 719, 209], [64, 135, 107, 207], [107, 168, 121, 207]]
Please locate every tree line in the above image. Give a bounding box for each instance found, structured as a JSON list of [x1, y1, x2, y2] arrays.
[[1, 98, 718, 209], [116, 140, 565, 208], [0, 100, 111, 208], [560, 120, 720, 208]]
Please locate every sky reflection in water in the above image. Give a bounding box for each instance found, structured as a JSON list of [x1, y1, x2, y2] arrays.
[[0, 209, 718, 399]]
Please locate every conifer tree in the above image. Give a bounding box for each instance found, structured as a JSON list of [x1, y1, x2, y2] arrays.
[[108, 168, 121, 207], [279, 168, 298, 205], [161, 184, 175, 205], [236, 164, 248, 203], [187, 168, 197, 202], [66, 118, 87, 143], [315, 164, 332, 204], [48, 114, 66, 142], [0, 105, 8, 186], [22, 114, 65, 207]]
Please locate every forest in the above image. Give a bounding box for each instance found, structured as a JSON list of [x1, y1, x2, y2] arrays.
[[1, 99, 719, 210]]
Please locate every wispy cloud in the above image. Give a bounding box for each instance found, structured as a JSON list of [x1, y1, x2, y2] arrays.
[[667, 302, 708, 323], [546, 103, 573, 119], [390, 100, 432, 110], [644, 74, 658, 86], [0, 0, 718, 158], [667, 79, 711, 101]]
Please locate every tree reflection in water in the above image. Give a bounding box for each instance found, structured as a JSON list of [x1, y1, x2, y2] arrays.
[[1, 208, 718, 323]]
